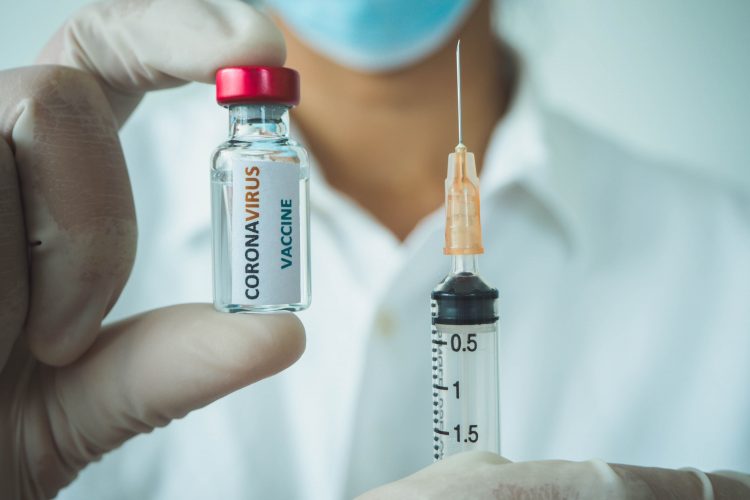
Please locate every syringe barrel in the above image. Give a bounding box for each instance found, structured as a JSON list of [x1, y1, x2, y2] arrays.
[[431, 274, 500, 461]]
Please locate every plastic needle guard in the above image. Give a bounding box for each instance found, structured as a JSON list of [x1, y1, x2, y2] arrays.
[[444, 144, 484, 255]]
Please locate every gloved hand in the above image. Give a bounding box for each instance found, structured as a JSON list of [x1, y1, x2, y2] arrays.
[[0, 1, 298, 498], [357, 451, 750, 499]]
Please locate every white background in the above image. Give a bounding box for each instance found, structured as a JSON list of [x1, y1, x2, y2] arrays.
[[1, 0, 749, 191]]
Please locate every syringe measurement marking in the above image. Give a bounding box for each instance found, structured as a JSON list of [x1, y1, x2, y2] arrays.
[[432, 382, 459, 399], [454, 424, 479, 443], [449, 333, 477, 352], [431, 321, 446, 458], [432, 329, 485, 453]]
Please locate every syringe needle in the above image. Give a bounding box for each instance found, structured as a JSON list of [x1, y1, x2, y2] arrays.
[[456, 39, 463, 146], [433, 36, 499, 465]]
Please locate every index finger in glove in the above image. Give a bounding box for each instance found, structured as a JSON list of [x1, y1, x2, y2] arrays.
[[0, 65, 135, 366], [37, 0, 286, 125]]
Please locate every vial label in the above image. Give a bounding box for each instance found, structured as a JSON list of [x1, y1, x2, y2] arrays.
[[231, 160, 301, 305]]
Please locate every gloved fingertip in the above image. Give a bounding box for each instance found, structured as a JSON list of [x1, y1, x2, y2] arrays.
[[208, 1, 288, 75], [255, 311, 306, 367], [206, 308, 306, 382]]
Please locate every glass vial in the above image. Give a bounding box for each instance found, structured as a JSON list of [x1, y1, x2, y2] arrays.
[[211, 66, 310, 312]]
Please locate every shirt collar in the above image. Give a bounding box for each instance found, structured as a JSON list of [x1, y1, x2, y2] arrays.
[[480, 76, 586, 253], [297, 72, 586, 253]]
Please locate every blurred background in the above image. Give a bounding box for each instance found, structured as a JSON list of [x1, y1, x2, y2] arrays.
[[1, 0, 748, 191]]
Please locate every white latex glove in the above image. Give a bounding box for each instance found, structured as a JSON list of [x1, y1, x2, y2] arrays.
[[37, 0, 285, 125], [357, 452, 750, 500], [0, 1, 298, 498]]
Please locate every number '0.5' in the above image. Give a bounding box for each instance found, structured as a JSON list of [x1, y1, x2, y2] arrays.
[[450, 333, 478, 352]]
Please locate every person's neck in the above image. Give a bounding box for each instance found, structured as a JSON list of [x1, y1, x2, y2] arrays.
[[278, 1, 515, 241]]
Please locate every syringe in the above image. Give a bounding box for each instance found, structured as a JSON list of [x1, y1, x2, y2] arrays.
[[431, 40, 500, 461]]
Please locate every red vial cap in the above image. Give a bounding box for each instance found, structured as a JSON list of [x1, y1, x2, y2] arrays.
[[216, 66, 300, 106]]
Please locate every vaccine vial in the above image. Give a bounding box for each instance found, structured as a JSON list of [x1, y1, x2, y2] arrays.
[[211, 66, 311, 312]]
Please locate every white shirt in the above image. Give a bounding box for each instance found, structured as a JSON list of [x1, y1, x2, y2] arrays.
[[59, 78, 750, 500]]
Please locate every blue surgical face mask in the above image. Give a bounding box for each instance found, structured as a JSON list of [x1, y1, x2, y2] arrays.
[[264, 0, 478, 72]]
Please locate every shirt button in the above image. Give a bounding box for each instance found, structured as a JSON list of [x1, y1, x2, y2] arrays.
[[374, 309, 397, 337]]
